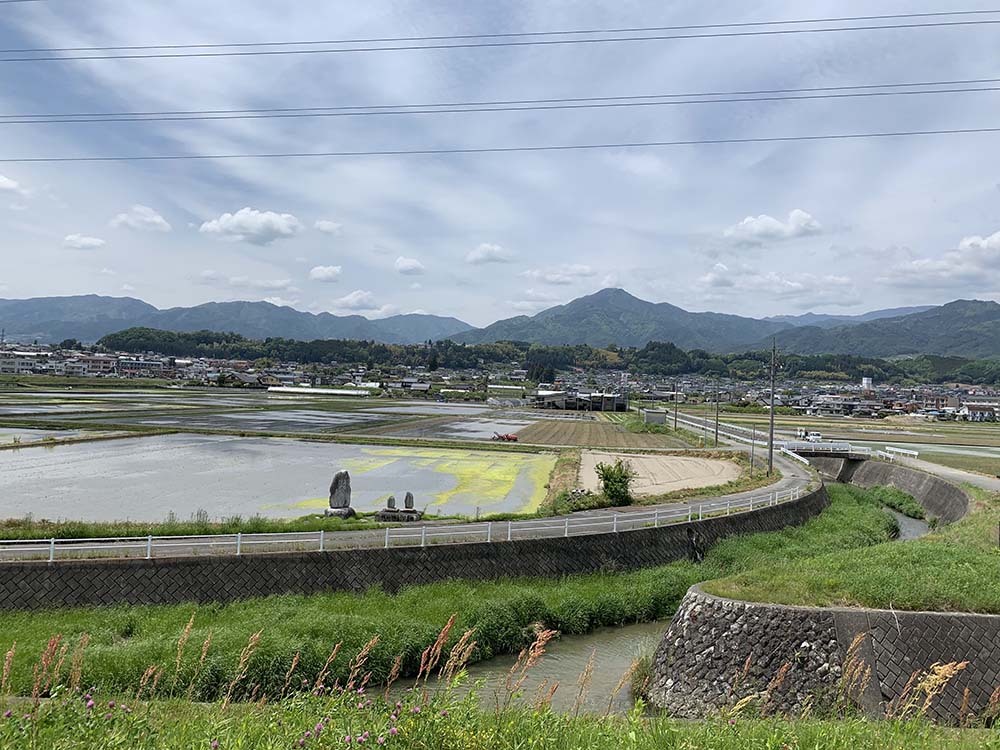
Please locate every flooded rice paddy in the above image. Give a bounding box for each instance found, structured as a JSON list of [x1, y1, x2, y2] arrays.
[[0, 434, 556, 522]]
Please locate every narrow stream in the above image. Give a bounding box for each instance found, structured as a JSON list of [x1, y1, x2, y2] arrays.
[[400, 621, 665, 715], [422, 506, 930, 715]]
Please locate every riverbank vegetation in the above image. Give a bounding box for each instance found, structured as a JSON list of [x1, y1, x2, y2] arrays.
[[0, 486, 894, 700], [706, 486, 1000, 612]]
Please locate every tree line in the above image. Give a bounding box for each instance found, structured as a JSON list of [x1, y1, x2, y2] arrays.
[[97, 328, 1000, 384]]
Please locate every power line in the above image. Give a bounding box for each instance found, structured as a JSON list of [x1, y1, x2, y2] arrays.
[[1, 126, 998, 163], [4, 9, 999, 53], [3, 18, 1000, 62], [5, 75, 999, 120], [2, 84, 999, 125]]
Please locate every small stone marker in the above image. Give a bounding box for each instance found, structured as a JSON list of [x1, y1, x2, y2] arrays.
[[404, 491, 415, 510], [387, 495, 397, 510]]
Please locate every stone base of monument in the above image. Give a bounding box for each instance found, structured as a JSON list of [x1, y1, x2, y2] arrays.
[[374, 509, 423, 523], [324, 507, 357, 519]]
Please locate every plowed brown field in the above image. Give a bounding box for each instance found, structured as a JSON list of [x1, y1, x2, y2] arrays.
[[515, 420, 687, 449]]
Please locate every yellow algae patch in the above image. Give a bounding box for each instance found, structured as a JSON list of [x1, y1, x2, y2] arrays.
[[287, 497, 329, 510]]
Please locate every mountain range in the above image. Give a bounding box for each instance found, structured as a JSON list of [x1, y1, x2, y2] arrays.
[[2, 290, 999, 358], [0, 296, 473, 346]]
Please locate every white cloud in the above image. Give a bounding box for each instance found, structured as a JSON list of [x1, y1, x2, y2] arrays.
[[314, 219, 343, 234], [521, 264, 596, 286], [309, 265, 343, 282], [333, 289, 379, 311], [99, 267, 116, 276], [199, 207, 302, 245], [698, 263, 857, 306], [394, 256, 425, 275], [883, 229, 1000, 289], [330, 289, 398, 318], [724, 209, 823, 245], [63, 233, 106, 250], [0, 175, 27, 197], [507, 288, 561, 313], [466, 243, 513, 265], [198, 269, 294, 291], [121, 283, 135, 292], [409, 282, 423, 290], [263, 296, 300, 307], [110, 204, 171, 232]]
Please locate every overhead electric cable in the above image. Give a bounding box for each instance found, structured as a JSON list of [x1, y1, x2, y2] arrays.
[[1, 126, 998, 163], [2, 84, 999, 124], [3, 17, 1000, 61], [3, 8, 999, 53], [4, 75, 1000, 120]]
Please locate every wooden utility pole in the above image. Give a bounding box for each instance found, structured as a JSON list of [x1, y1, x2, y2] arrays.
[[673, 380, 678, 431], [768, 339, 777, 476], [714, 380, 720, 447]]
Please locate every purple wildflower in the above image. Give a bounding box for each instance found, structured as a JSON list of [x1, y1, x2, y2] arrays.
[[2, 710, 11, 719], [86, 700, 95, 710], [389, 728, 398, 737]]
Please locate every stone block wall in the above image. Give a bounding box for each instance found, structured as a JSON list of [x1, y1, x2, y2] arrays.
[[650, 587, 1000, 723], [845, 460, 969, 523], [0, 486, 829, 611]]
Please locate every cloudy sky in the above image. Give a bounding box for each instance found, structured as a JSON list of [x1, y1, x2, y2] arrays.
[[2, 0, 1000, 326]]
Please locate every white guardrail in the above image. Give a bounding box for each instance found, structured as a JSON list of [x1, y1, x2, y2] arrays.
[[0, 486, 808, 563]]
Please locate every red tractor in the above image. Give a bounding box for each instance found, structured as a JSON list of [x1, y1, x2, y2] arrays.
[[492, 432, 519, 442]]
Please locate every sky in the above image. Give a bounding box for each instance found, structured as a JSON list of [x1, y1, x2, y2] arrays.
[[1, 0, 1000, 327]]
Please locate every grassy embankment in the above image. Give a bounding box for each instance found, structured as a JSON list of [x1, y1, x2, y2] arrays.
[[706, 485, 1000, 612], [0, 486, 894, 700]]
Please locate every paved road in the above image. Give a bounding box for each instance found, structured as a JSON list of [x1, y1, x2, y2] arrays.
[[898, 456, 1000, 493]]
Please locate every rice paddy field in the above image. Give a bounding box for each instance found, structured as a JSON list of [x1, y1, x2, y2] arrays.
[[0, 433, 557, 521], [516, 419, 689, 449]]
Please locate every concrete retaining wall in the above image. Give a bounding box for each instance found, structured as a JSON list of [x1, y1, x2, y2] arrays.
[[650, 461, 980, 721], [650, 587, 1000, 723], [807, 457, 969, 523], [0, 486, 829, 610]]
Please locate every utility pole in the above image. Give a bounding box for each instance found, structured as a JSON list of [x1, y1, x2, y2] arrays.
[[673, 380, 678, 431], [768, 339, 777, 476], [714, 380, 720, 447]]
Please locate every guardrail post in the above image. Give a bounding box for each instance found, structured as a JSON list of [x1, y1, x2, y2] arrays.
[[564, 518, 569, 537], [48, 538, 54, 563], [146, 535, 152, 559], [654, 510, 659, 528], [384, 527, 390, 549], [612, 515, 618, 533], [507, 521, 512, 542], [319, 530, 325, 553], [420, 526, 427, 548], [487, 522, 493, 543], [726, 500, 731, 515], [771, 491, 777, 506], [236, 533, 242, 556], [687, 506, 692, 523], [698, 505, 703, 521], [749, 497, 754, 511]]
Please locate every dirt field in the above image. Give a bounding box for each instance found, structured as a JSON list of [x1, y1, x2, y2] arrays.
[[578, 451, 742, 496], [516, 420, 688, 449]]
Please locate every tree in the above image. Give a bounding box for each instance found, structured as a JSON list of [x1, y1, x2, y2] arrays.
[[428, 351, 439, 371], [594, 458, 637, 507], [58, 338, 82, 350]]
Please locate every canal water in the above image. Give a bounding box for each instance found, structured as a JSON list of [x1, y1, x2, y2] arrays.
[[398, 620, 666, 715]]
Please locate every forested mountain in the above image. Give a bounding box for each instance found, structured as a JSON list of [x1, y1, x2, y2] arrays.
[[0, 296, 472, 345], [450, 288, 792, 350], [764, 300, 1000, 358]]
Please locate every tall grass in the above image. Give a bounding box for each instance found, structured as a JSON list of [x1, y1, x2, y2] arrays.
[[0, 485, 894, 701], [0, 624, 990, 749]]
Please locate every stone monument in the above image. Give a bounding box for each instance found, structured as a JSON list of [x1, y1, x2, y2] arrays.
[[375, 490, 423, 522], [325, 470, 357, 518]]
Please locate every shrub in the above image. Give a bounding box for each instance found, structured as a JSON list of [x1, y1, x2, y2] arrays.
[[594, 459, 637, 506]]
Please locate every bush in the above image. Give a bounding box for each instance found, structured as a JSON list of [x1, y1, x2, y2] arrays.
[[594, 458, 637, 506]]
